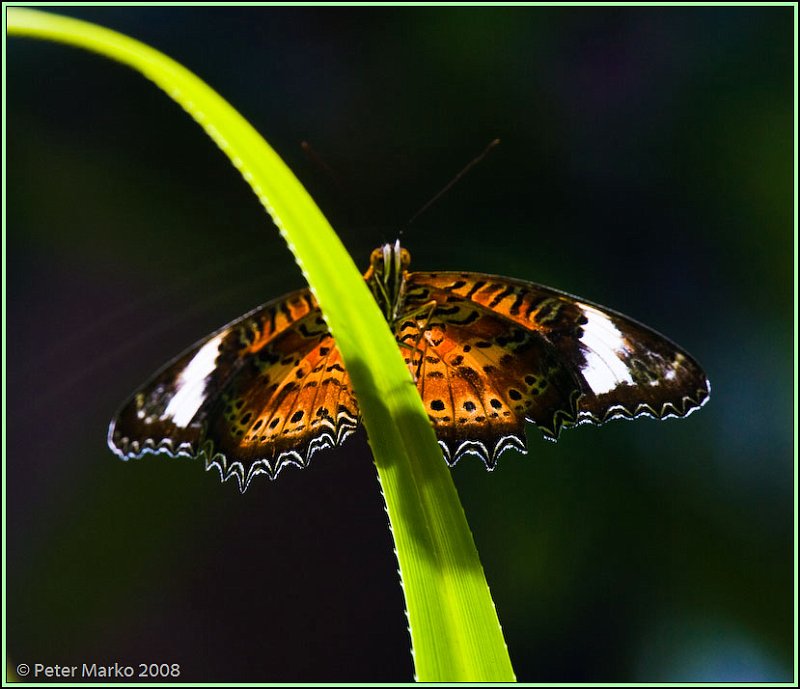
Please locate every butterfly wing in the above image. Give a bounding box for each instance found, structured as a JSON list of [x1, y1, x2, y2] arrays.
[[109, 289, 359, 490], [111, 264, 710, 485], [403, 271, 710, 465]]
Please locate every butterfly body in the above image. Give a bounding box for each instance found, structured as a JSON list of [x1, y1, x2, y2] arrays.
[[109, 241, 710, 490]]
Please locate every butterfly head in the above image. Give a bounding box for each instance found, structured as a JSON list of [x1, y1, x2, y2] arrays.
[[365, 240, 411, 321]]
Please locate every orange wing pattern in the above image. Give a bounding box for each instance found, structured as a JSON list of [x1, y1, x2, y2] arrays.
[[403, 271, 709, 465], [109, 289, 358, 490], [110, 245, 710, 490]]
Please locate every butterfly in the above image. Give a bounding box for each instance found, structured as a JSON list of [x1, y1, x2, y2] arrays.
[[108, 241, 710, 491]]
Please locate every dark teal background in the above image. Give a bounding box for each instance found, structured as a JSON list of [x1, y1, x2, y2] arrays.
[[7, 6, 794, 683]]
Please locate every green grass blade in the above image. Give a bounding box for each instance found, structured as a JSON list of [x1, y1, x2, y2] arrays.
[[7, 8, 516, 681]]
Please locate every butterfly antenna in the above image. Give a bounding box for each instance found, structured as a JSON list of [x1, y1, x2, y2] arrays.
[[302, 140, 377, 234], [301, 140, 347, 195], [407, 138, 501, 227]]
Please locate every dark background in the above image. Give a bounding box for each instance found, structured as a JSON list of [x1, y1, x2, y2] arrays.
[[6, 6, 794, 683]]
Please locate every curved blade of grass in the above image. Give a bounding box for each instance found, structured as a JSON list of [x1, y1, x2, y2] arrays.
[[7, 8, 515, 681]]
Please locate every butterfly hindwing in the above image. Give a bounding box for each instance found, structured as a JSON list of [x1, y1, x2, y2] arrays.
[[205, 322, 358, 487], [395, 294, 582, 467]]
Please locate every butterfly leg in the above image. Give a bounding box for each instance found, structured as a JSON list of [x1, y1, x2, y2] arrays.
[[395, 300, 438, 382]]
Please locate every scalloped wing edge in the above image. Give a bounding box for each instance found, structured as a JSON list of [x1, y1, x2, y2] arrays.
[[436, 382, 709, 470], [108, 382, 709, 487], [108, 410, 360, 492], [576, 381, 711, 426]]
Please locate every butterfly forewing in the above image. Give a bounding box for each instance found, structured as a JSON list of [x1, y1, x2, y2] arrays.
[[405, 272, 710, 428], [109, 288, 358, 489]]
